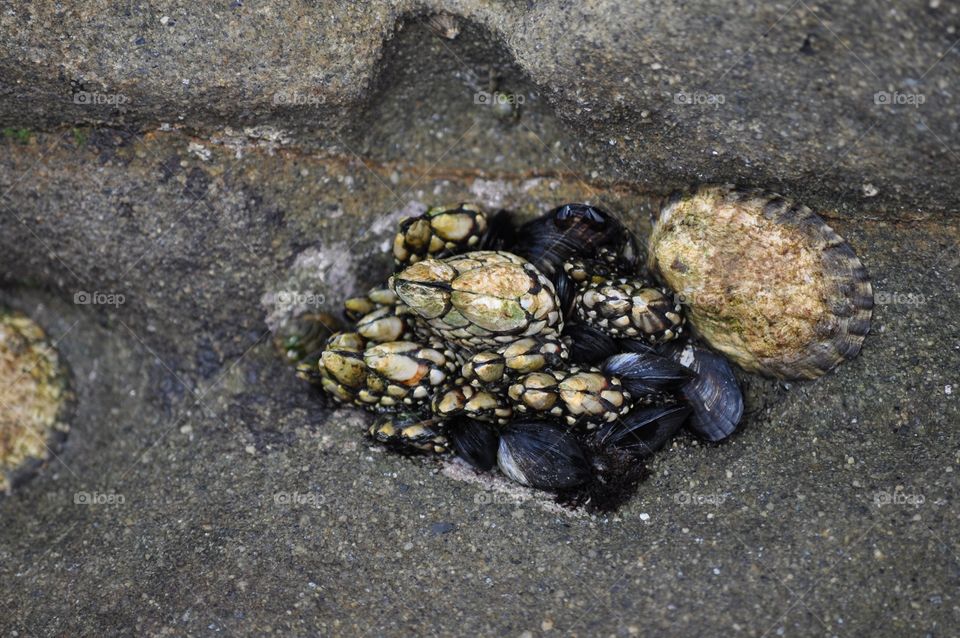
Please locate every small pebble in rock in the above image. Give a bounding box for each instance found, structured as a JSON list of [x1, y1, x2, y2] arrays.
[[430, 522, 456, 535]]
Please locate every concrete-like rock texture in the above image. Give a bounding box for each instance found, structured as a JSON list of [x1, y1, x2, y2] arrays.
[[2, 0, 960, 212], [0, 1, 958, 636]]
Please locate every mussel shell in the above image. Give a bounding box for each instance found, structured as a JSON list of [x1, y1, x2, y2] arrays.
[[593, 404, 691, 457], [497, 421, 591, 489], [446, 418, 499, 471], [562, 323, 620, 365], [617, 338, 657, 356], [478, 209, 516, 251], [665, 342, 743, 442], [511, 203, 639, 278], [601, 351, 693, 395], [552, 270, 578, 319]]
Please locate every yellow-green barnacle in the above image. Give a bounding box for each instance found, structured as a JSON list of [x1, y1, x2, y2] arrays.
[[361, 341, 455, 409], [326, 331, 366, 351], [555, 369, 630, 427], [368, 287, 398, 306], [368, 414, 448, 453], [393, 251, 563, 351], [344, 287, 398, 322], [447, 257, 555, 337], [393, 203, 487, 267], [433, 385, 512, 424], [390, 260, 455, 320], [369, 414, 399, 440], [462, 350, 506, 386], [508, 371, 564, 417], [427, 203, 486, 246], [295, 357, 324, 385], [344, 296, 376, 322], [399, 424, 449, 453], [320, 336, 368, 388], [356, 307, 408, 343], [501, 336, 567, 372], [318, 375, 355, 403], [563, 257, 616, 284], [393, 216, 433, 265], [317, 331, 369, 403], [462, 337, 568, 388]]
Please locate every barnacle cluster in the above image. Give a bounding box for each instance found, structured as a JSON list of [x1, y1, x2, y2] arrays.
[[287, 190, 872, 507]]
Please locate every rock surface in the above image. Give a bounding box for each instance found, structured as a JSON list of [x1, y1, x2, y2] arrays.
[[1, 1, 958, 636], [1, 1, 959, 212]]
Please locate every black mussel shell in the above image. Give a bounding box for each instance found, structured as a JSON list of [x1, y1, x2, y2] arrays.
[[665, 342, 744, 442], [617, 338, 657, 355], [593, 404, 691, 457], [497, 421, 591, 490], [553, 270, 578, 319], [479, 209, 516, 251], [563, 323, 620, 365], [446, 418, 499, 471], [601, 351, 693, 395], [510, 203, 639, 277]]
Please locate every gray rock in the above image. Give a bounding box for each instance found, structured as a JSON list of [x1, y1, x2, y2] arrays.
[[0, 1, 957, 211], [0, 1, 957, 636]]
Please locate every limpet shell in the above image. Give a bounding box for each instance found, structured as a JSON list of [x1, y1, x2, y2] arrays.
[[0, 310, 69, 493], [647, 185, 873, 380]]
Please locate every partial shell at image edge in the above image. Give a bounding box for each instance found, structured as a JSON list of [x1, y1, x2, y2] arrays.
[[0, 310, 70, 493]]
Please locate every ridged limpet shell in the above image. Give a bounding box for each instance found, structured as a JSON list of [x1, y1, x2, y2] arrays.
[[647, 185, 873, 380], [0, 310, 69, 493]]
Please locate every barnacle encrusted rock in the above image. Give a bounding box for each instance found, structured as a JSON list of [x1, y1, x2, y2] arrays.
[[648, 185, 873, 380], [0, 311, 69, 493]]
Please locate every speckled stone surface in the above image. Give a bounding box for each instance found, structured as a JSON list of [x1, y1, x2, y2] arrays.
[[1, 1, 959, 212], [1, 2, 958, 636]]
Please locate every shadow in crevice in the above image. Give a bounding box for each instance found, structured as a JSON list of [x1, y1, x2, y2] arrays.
[[344, 14, 583, 177]]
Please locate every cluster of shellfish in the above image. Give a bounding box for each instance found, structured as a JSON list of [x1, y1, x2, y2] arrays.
[[282, 186, 872, 507]]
